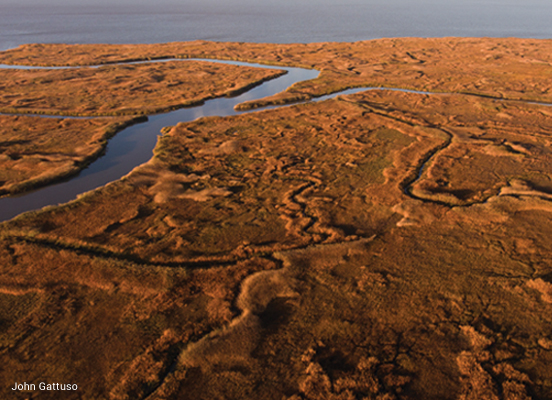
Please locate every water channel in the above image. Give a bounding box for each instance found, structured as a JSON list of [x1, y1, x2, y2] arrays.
[[0, 59, 321, 221], [1, 58, 551, 221]]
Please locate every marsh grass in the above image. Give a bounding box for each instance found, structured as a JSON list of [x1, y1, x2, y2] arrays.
[[0, 62, 285, 117], [2, 39, 552, 399]]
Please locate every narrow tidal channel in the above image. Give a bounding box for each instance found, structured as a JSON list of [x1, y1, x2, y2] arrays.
[[2, 58, 552, 222], [0, 59, 318, 221]]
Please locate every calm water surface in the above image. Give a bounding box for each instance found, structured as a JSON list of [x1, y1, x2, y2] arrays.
[[1, 0, 551, 51]]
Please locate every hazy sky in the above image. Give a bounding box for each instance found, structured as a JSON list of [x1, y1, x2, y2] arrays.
[[4, 0, 551, 12], [5, 0, 549, 5]]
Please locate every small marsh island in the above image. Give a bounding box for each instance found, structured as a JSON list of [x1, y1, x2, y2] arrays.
[[1, 38, 552, 399]]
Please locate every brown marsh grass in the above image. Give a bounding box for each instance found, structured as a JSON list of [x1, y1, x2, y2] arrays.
[[1, 39, 552, 399]]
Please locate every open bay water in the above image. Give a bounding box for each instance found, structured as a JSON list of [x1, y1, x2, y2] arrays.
[[1, 0, 552, 51]]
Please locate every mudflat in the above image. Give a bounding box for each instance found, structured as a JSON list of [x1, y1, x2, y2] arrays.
[[1, 38, 552, 400]]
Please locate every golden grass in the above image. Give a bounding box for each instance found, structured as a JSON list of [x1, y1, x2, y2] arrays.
[[3, 38, 552, 105], [0, 60, 285, 195], [1, 39, 552, 399], [0, 61, 285, 116], [0, 114, 138, 195]]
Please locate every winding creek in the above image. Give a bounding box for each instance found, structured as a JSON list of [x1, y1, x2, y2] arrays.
[[1, 58, 552, 222], [0, 59, 320, 221]]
